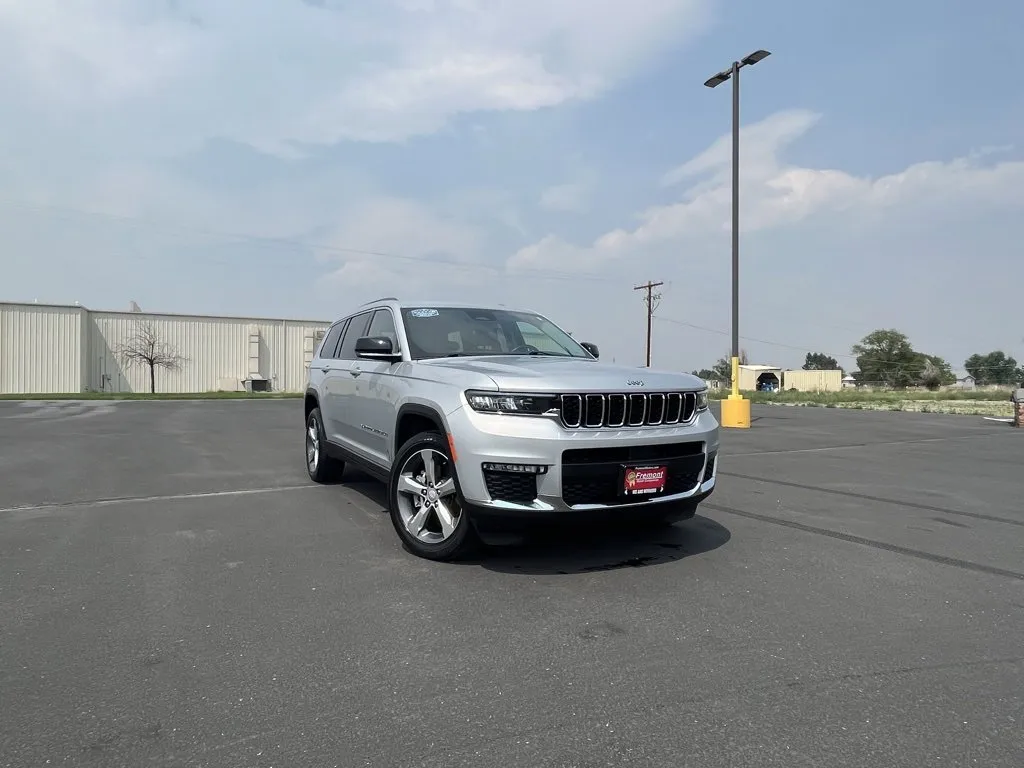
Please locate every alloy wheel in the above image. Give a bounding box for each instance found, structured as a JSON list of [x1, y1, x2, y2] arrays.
[[394, 448, 462, 544], [306, 422, 320, 473]]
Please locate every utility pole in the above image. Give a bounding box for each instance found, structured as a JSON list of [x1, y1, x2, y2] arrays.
[[634, 280, 663, 367]]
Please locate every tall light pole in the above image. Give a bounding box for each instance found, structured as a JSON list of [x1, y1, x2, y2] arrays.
[[704, 48, 771, 429]]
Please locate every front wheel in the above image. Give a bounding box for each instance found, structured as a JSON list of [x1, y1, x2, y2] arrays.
[[388, 431, 477, 561]]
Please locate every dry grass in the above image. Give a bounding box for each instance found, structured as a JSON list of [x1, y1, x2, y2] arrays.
[[773, 399, 1012, 418], [707, 387, 1014, 417]]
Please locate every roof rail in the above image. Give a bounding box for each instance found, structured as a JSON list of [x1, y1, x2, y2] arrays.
[[359, 296, 398, 306]]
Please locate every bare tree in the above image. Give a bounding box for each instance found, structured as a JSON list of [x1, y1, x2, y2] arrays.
[[115, 321, 188, 393]]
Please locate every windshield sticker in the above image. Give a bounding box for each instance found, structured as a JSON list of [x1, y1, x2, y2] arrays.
[[410, 308, 439, 318]]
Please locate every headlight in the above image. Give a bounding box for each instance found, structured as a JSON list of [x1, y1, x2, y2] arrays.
[[696, 390, 709, 411], [464, 390, 558, 415]]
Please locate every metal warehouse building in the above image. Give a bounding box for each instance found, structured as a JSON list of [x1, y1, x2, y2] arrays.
[[0, 301, 329, 395]]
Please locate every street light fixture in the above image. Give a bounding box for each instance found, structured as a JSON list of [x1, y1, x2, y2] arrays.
[[704, 48, 771, 429]]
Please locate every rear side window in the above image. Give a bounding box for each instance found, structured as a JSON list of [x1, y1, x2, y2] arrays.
[[337, 312, 373, 360], [318, 322, 346, 359]]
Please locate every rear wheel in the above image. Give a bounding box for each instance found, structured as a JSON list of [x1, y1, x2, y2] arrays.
[[305, 407, 345, 482], [388, 431, 477, 561]]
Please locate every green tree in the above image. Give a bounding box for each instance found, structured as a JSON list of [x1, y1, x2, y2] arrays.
[[851, 329, 917, 388], [913, 353, 955, 389], [802, 352, 841, 371], [691, 368, 719, 380], [964, 351, 1020, 386], [711, 349, 748, 384]]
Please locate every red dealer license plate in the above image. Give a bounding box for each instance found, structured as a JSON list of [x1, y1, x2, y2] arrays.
[[622, 465, 668, 497]]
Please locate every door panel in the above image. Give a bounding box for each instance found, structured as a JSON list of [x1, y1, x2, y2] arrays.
[[311, 320, 347, 443], [349, 309, 403, 464], [322, 360, 353, 444], [350, 361, 399, 463], [332, 311, 373, 451]]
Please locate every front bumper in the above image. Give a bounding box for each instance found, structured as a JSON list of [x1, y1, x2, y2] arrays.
[[445, 404, 720, 521]]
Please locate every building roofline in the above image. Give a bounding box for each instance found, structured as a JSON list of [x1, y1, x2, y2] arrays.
[[0, 300, 89, 312], [0, 300, 330, 326]]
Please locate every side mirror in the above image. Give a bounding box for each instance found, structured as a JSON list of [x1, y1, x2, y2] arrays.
[[355, 336, 401, 361], [580, 341, 599, 359]]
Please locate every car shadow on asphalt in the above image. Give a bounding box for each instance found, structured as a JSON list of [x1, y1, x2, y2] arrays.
[[336, 470, 731, 576], [465, 515, 731, 575]]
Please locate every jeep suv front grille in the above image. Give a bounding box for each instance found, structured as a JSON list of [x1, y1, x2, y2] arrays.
[[558, 391, 697, 429]]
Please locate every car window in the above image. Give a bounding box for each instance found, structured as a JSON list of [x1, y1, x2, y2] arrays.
[[366, 309, 399, 351], [515, 320, 571, 355], [400, 306, 587, 360], [318, 321, 346, 359], [337, 312, 372, 360]]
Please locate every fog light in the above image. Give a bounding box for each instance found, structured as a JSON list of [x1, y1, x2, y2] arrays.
[[482, 462, 548, 474]]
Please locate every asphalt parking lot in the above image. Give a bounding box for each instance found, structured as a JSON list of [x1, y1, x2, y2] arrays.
[[1, 399, 1022, 768]]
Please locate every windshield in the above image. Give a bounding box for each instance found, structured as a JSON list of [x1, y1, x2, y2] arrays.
[[400, 306, 593, 360]]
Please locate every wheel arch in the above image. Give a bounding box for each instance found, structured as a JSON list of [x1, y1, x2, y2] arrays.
[[393, 403, 448, 456], [304, 389, 320, 422]]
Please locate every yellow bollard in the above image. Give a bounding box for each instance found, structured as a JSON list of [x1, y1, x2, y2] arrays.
[[720, 356, 751, 429]]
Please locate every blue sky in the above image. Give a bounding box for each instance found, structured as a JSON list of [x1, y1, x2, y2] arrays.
[[2, 0, 1023, 373]]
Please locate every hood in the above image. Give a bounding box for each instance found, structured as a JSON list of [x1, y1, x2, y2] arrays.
[[417, 355, 706, 393]]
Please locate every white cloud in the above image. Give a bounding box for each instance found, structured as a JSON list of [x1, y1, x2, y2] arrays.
[[0, 0, 711, 155], [501, 109, 1024, 372], [508, 109, 1024, 274], [539, 182, 590, 213], [320, 197, 481, 263], [4, 1, 1023, 377], [313, 197, 494, 312]]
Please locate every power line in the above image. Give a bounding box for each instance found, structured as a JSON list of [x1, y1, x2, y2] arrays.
[[5, 197, 1020, 377], [0, 198, 619, 285], [634, 280, 663, 368], [654, 315, 1021, 373]]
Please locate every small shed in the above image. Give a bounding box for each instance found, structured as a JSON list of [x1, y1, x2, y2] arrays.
[[842, 374, 857, 389], [738, 364, 783, 392]]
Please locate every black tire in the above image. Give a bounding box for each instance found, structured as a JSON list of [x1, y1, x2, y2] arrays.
[[305, 407, 345, 483], [387, 430, 477, 561]]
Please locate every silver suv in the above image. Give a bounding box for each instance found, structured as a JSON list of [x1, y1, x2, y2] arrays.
[[304, 298, 719, 560]]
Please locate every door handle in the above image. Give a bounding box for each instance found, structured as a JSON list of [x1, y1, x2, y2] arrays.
[[349, 367, 362, 377], [320, 366, 330, 374]]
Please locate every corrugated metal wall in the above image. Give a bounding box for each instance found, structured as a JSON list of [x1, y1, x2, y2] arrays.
[[782, 369, 843, 393], [87, 312, 329, 393], [0, 303, 85, 393], [0, 303, 329, 394]]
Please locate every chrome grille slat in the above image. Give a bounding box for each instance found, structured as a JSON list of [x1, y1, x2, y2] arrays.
[[648, 393, 665, 425], [584, 394, 605, 428], [683, 392, 696, 422], [665, 392, 682, 423], [628, 394, 646, 426], [559, 391, 699, 428], [560, 394, 583, 428], [608, 394, 627, 427]]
